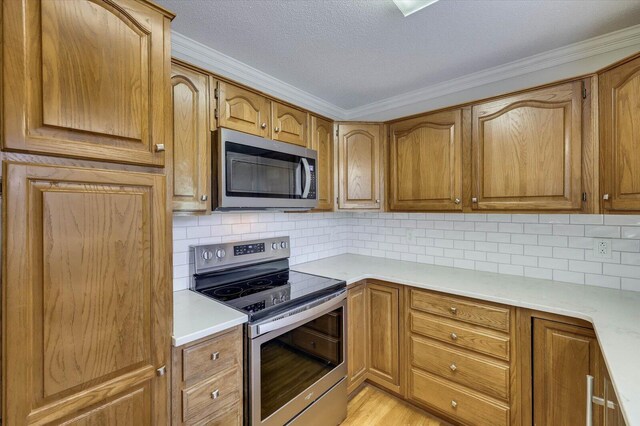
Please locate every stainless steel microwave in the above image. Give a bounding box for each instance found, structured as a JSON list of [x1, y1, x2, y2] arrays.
[[213, 128, 318, 211]]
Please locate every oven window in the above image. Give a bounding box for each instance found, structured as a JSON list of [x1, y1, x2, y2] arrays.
[[260, 307, 343, 420]]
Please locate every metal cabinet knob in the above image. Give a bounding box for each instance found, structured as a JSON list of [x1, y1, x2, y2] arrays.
[[450, 363, 457, 371], [211, 351, 219, 361], [261, 122, 267, 129], [200, 195, 208, 201], [451, 400, 458, 409], [454, 198, 461, 204], [156, 366, 166, 376], [375, 199, 380, 203], [471, 197, 478, 203], [154, 143, 165, 152], [211, 389, 220, 400], [603, 194, 610, 201], [450, 332, 458, 341], [274, 127, 280, 132], [450, 306, 457, 315]]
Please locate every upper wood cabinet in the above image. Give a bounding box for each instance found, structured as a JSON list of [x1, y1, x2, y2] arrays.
[[389, 109, 463, 211], [171, 63, 211, 213], [311, 116, 335, 210], [347, 283, 368, 394], [3, 162, 170, 425], [600, 55, 640, 212], [272, 101, 309, 147], [216, 81, 271, 138], [2, 0, 173, 166], [471, 81, 584, 211], [337, 123, 384, 210]]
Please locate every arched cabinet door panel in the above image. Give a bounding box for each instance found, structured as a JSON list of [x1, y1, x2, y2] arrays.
[[2, 0, 173, 166], [471, 81, 584, 211], [216, 81, 271, 138], [272, 101, 309, 147]]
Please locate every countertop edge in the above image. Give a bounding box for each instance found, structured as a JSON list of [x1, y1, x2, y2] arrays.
[[172, 315, 248, 347]]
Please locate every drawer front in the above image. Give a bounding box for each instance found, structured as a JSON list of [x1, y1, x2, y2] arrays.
[[183, 366, 241, 423], [192, 404, 242, 426], [305, 311, 341, 338], [410, 311, 510, 360], [409, 369, 509, 426], [290, 326, 340, 364], [410, 289, 510, 332], [410, 336, 509, 400], [183, 328, 242, 382]]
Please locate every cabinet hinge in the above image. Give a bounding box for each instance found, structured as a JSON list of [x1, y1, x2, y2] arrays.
[[582, 82, 587, 99], [214, 88, 219, 99], [335, 127, 339, 137], [582, 192, 587, 202], [214, 109, 219, 119]]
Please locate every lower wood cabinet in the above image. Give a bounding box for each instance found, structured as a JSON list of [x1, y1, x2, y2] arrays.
[[347, 282, 368, 394], [172, 326, 243, 425]]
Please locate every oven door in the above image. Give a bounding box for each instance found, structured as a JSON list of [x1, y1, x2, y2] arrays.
[[218, 127, 317, 210], [248, 292, 347, 426]]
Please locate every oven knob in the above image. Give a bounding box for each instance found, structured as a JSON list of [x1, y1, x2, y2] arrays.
[[279, 295, 286, 302], [280, 241, 287, 249], [215, 248, 226, 259], [202, 250, 214, 261], [271, 242, 278, 250], [271, 296, 278, 305]]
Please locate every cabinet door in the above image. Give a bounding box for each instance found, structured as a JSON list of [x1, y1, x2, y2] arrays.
[[367, 282, 400, 392], [600, 55, 640, 212], [472, 82, 583, 211], [272, 101, 309, 147], [3, 163, 170, 425], [2, 0, 170, 166], [216, 81, 271, 138], [338, 124, 383, 210], [389, 109, 462, 211], [347, 284, 367, 394], [533, 319, 603, 426], [171, 63, 211, 213], [603, 369, 627, 426], [311, 116, 334, 210]]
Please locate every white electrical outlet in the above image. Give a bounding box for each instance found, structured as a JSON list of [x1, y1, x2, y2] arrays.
[[593, 239, 612, 258]]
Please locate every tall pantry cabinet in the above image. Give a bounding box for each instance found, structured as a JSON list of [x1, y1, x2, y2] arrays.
[[1, 0, 174, 424]]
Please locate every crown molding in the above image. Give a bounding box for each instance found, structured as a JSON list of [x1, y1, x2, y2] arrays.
[[171, 32, 347, 120], [171, 24, 640, 122]]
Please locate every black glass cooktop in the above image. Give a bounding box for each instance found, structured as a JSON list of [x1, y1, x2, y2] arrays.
[[199, 270, 290, 302]]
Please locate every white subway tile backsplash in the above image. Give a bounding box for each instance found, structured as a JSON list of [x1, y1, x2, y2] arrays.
[[173, 213, 640, 292]]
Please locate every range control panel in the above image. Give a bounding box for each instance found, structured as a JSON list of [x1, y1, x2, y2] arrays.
[[192, 236, 291, 275]]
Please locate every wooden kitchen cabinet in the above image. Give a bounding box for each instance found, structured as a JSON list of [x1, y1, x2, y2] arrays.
[[603, 368, 627, 426], [471, 81, 585, 211], [347, 283, 368, 394], [311, 115, 335, 210], [171, 62, 211, 213], [599, 54, 640, 212], [389, 109, 463, 211], [533, 319, 604, 426], [3, 162, 171, 425], [366, 281, 402, 393], [2, 0, 173, 166], [272, 101, 309, 147], [216, 81, 271, 138], [337, 123, 384, 210]]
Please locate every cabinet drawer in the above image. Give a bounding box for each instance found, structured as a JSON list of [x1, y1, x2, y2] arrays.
[[182, 328, 242, 383], [192, 404, 242, 426], [304, 312, 341, 338], [410, 311, 510, 360], [410, 289, 510, 332], [290, 326, 340, 364], [182, 366, 241, 423], [410, 336, 509, 400], [409, 369, 509, 426]]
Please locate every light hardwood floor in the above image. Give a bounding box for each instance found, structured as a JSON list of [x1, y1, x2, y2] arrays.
[[342, 384, 451, 426]]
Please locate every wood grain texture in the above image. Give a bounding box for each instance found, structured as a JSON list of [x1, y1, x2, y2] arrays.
[[217, 81, 271, 138], [272, 101, 309, 147], [367, 282, 401, 392], [170, 62, 211, 213], [182, 328, 242, 383], [533, 319, 603, 426], [58, 385, 150, 425], [347, 283, 368, 394], [182, 366, 241, 423], [389, 109, 462, 211], [410, 288, 510, 332], [472, 81, 584, 211], [599, 54, 640, 212], [2, 0, 170, 166], [338, 124, 383, 210], [311, 115, 335, 211], [3, 162, 169, 425]]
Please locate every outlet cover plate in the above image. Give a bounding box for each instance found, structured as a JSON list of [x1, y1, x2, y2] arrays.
[[593, 239, 612, 259]]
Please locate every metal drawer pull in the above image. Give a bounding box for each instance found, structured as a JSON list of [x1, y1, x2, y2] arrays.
[[454, 198, 461, 204], [211, 351, 220, 361], [211, 389, 220, 400], [156, 365, 166, 376], [450, 363, 457, 371], [261, 122, 267, 129], [154, 143, 165, 152], [200, 195, 208, 201], [471, 197, 478, 203], [450, 332, 458, 340], [450, 306, 457, 315], [603, 194, 610, 201], [451, 400, 458, 409], [274, 127, 280, 132]]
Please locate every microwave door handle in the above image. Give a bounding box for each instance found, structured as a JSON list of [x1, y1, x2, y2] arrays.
[[301, 158, 311, 199]]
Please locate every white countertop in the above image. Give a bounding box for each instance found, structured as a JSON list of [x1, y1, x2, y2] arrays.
[[172, 290, 248, 347], [292, 254, 640, 425]]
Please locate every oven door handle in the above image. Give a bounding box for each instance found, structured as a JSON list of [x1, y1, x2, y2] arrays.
[[254, 290, 345, 337], [301, 158, 311, 199]]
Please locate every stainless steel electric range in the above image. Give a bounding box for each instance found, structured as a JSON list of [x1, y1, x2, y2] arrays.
[[190, 236, 347, 426]]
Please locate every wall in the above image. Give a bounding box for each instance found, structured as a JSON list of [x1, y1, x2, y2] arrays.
[[173, 212, 640, 292]]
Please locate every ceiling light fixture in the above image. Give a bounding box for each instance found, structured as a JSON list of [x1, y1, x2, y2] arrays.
[[392, 0, 440, 17]]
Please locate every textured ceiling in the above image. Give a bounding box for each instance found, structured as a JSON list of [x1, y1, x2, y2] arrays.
[[157, 0, 640, 110]]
